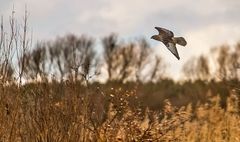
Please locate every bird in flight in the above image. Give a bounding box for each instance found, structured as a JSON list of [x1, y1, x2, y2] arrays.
[[151, 27, 187, 60]]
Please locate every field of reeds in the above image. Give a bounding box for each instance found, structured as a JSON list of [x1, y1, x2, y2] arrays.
[[0, 10, 240, 141], [0, 81, 239, 141]]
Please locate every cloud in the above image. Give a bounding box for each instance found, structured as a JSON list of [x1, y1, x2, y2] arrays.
[[184, 23, 240, 57], [2, 0, 239, 39], [1, 0, 58, 18]]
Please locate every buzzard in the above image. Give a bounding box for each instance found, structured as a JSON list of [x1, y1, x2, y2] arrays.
[[151, 27, 187, 60]]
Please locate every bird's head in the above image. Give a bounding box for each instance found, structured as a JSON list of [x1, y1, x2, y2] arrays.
[[151, 35, 159, 40]]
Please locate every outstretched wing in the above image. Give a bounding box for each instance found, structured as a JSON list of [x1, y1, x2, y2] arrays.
[[155, 27, 174, 38], [166, 42, 180, 60]]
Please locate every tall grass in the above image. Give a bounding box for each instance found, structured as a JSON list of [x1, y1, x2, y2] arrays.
[[0, 82, 239, 141]]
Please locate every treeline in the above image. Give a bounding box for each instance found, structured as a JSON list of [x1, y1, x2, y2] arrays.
[[25, 35, 240, 83], [1, 31, 166, 84], [182, 43, 240, 81], [20, 34, 166, 83], [1, 32, 240, 84], [1, 11, 240, 85]]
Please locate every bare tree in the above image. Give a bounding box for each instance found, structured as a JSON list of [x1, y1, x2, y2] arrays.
[[103, 36, 166, 83], [228, 43, 240, 80], [150, 55, 166, 82], [211, 44, 239, 80], [216, 45, 230, 80], [46, 34, 95, 82], [0, 10, 17, 84], [182, 55, 210, 81], [102, 34, 118, 81], [22, 43, 47, 80], [48, 39, 66, 80], [196, 55, 210, 80], [16, 8, 31, 85], [77, 35, 96, 84], [135, 38, 151, 82], [182, 57, 198, 81], [118, 42, 137, 82]]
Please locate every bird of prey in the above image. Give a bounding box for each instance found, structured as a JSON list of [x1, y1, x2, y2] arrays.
[[151, 27, 187, 60]]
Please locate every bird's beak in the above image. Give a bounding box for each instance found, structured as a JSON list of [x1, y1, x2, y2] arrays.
[[150, 36, 154, 39]]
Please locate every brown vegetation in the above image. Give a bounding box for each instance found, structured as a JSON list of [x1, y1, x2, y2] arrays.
[[0, 82, 239, 141]]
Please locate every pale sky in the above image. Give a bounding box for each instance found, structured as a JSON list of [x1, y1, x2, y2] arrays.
[[1, 0, 240, 80]]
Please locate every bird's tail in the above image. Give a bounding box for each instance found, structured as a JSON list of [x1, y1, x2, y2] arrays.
[[172, 37, 187, 46]]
